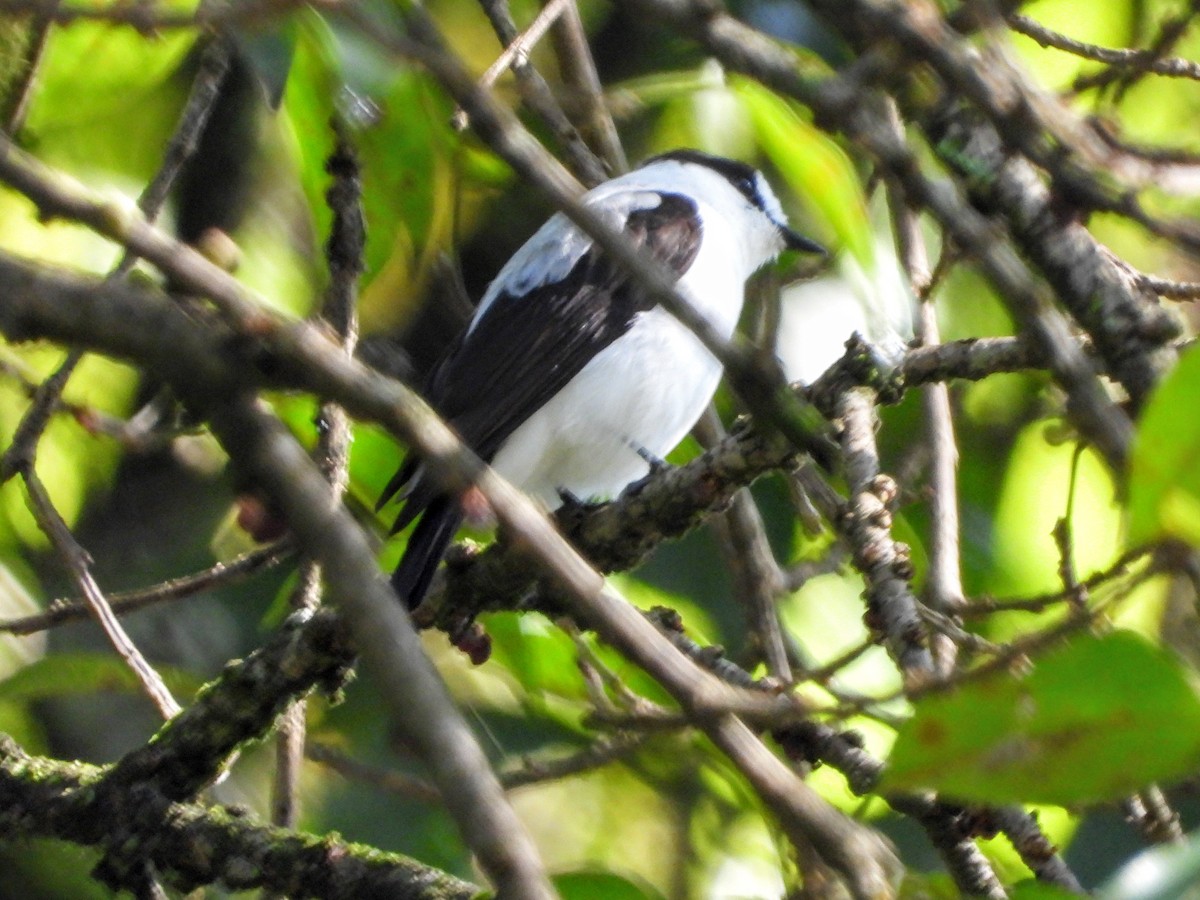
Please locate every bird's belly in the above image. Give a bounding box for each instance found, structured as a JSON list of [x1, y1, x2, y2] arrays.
[[490, 307, 724, 508]]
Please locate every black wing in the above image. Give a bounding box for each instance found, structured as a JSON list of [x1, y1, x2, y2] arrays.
[[381, 191, 702, 606], [437, 192, 701, 457], [382, 191, 702, 514]]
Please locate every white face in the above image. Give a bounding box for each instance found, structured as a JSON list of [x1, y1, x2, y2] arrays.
[[627, 158, 793, 263], [752, 170, 791, 233]]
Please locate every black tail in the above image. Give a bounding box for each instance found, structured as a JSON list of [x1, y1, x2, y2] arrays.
[[390, 497, 463, 609]]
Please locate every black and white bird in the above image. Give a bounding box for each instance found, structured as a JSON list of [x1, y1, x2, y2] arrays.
[[378, 149, 824, 607]]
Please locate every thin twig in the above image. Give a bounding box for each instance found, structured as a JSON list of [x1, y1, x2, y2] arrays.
[[964, 546, 1152, 617], [0, 349, 82, 484], [1068, 3, 1200, 96], [501, 731, 649, 789], [1009, 13, 1200, 82], [695, 407, 791, 682], [831, 603, 1107, 717], [1138, 272, 1200, 300], [1123, 785, 1185, 845], [23, 469, 181, 719], [306, 742, 440, 803], [470, 0, 608, 184], [1, 14, 51, 133], [781, 544, 847, 593], [798, 636, 875, 686], [476, 0, 570, 92], [837, 389, 933, 680], [272, 126, 364, 833], [883, 99, 964, 677], [546, 0, 627, 173], [0, 542, 292, 635], [113, 37, 234, 275]]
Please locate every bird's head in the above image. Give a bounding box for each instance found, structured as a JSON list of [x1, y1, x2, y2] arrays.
[[642, 149, 826, 264]]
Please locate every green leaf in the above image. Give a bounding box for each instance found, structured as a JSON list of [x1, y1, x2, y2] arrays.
[[554, 870, 665, 900], [0, 559, 45, 678], [486, 611, 590, 700], [883, 631, 1200, 805], [1010, 883, 1083, 900], [0, 652, 203, 703], [898, 871, 968, 899], [23, 22, 194, 181], [0, 697, 46, 751], [1129, 343, 1200, 548]]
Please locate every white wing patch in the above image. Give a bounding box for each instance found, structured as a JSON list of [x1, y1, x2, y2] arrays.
[[468, 189, 666, 332]]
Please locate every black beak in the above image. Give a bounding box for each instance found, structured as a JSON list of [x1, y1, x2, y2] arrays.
[[782, 227, 827, 255]]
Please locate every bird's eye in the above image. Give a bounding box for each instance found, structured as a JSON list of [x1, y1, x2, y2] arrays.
[[733, 174, 764, 209]]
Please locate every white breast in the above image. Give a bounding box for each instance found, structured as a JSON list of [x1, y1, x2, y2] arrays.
[[488, 207, 749, 507], [480, 159, 783, 507]]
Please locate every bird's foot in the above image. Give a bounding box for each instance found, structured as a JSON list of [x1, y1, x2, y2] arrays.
[[634, 444, 670, 475], [556, 487, 587, 510], [554, 487, 600, 528]]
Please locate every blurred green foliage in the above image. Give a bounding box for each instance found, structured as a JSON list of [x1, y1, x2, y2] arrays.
[[885, 632, 1200, 805], [1130, 343, 1200, 549]]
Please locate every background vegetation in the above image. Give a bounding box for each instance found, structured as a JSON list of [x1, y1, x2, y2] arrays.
[[1, 0, 1200, 897]]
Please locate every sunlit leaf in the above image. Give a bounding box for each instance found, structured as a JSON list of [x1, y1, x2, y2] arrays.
[[23, 21, 195, 180], [883, 631, 1200, 805], [1129, 343, 1200, 548], [0, 563, 45, 727], [898, 871, 965, 898], [554, 870, 666, 900], [0, 697, 45, 751], [486, 611, 589, 700], [1010, 1, 1131, 89], [1010, 882, 1083, 899], [0, 652, 203, 703], [986, 422, 1123, 637]]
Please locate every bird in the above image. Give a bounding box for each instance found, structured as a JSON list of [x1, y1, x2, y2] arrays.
[[378, 149, 825, 608]]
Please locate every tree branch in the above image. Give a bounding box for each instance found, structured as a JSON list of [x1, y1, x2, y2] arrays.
[[0, 736, 479, 899]]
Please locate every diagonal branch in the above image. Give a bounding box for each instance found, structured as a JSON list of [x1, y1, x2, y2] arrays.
[[0, 736, 480, 899]]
